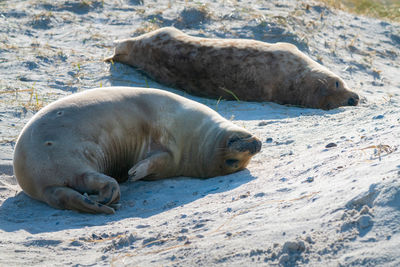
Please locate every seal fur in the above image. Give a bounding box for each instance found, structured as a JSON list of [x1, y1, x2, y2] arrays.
[[105, 27, 359, 110], [13, 87, 261, 214]]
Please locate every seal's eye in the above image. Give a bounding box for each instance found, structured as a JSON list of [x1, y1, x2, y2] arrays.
[[335, 81, 339, 88], [225, 159, 239, 167]]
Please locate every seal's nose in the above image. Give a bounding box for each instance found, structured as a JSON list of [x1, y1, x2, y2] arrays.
[[348, 94, 359, 106], [228, 136, 262, 154], [245, 138, 262, 155], [251, 138, 262, 154]]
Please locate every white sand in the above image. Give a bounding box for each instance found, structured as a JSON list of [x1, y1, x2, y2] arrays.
[[0, 0, 399, 266]]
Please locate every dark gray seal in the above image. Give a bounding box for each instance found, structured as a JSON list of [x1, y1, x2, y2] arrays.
[[105, 27, 359, 110]]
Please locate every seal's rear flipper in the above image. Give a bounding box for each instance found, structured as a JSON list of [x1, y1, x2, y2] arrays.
[[104, 39, 132, 63], [103, 52, 129, 63], [103, 55, 115, 62], [79, 171, 121, 206], [43, 186, 115, 214]]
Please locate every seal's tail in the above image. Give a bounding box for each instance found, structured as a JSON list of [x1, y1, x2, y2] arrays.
[[103, 39, 131, 63]]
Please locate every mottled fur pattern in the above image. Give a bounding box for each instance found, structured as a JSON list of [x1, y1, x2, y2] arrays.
[[105, 27, 359, 110], [13, 87, 261, 214]]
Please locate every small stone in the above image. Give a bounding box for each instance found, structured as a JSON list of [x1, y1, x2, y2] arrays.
[[266, 137, 273, 143], [325, 143, 337, 148], [240, 192, 250, 198], [373, 115, 384, 120], [306, 177, 314, 183]]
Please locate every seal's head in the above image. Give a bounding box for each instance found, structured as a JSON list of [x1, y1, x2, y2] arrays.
[[203, 129, 261, 177], [299, 69, 359, 110], [222, 132, 262, 172]]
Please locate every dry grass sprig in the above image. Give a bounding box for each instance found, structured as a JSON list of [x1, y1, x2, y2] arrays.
[[221, 87, 240, 102], [215, 96, 223, 111], [0, 85, 46, 112], [359, 144, 395, 161], [22, 84, 44, 112]]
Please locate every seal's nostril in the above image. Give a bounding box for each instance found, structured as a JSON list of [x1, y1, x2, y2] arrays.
[[258, 140, 262, 151], [249, 139, 262, 154], [348, 97, 356, 106]]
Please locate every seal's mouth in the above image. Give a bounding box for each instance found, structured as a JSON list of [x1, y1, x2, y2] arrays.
[[323, 92, 360, 110], [227, 135, 262, 155]]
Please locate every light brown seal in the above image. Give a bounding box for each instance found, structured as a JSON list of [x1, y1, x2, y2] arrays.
[[13, 87, 261, 214], [105, 27, 359, 110]]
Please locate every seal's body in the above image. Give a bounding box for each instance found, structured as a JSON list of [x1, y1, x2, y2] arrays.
[[106, 27, 359, 110], [13, 87, 261, 214]]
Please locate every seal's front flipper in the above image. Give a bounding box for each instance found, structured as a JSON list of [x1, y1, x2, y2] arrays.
[[76, 171, 121, 206], [43, 186, 115, 214], [128, 151, 173, 181]]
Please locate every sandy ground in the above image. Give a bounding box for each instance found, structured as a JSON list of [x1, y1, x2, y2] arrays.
[[0, 0, 399, 266]]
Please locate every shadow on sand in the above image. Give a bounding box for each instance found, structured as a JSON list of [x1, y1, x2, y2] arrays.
[[0, 169, 256, 234]]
